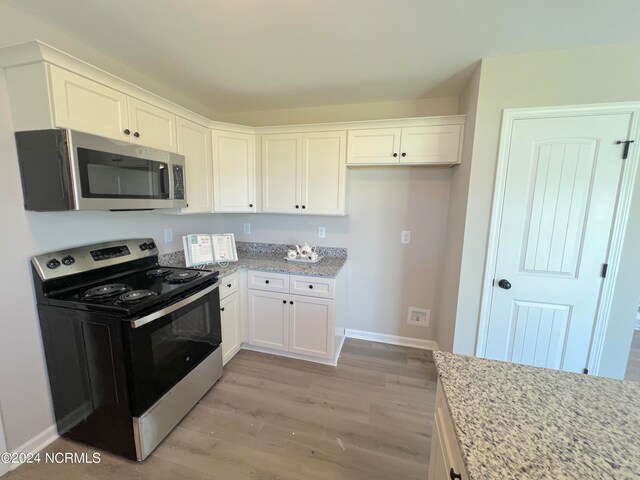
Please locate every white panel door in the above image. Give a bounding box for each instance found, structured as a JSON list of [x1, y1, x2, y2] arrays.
[[49, 65, 129, 140], [220, 291, 241, 364], [212, 130, 256, 212], [346, 128, 401, 165], [248, 290, 289, 351], [176, 117, 212, 213], [399, 125, 462, 165], [289, 295, 333, 359], [482, 114, 632, 373], [262, 133, 301, 213], [127, 97, 177, 152], [301, 131, 347, 215]]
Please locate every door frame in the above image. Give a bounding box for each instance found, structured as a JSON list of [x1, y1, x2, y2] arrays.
[[476, 103, 640, 376]]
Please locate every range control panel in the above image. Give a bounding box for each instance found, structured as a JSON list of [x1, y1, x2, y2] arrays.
[[32, 238, 159, 281]]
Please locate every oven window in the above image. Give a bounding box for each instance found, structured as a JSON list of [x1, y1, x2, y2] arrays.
[[77, 148, 170, 199], [126, 289, 221, 415]]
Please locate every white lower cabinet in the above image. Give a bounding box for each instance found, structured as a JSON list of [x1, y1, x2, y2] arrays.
[[428, 379, 469, 480], [246, 270, 345, 363], [248, 289, 290, 351], [220, 291, 241, 364]]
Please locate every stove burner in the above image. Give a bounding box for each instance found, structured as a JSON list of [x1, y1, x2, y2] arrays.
[[83, 283, 129, 300], [165, 270, 201, 283], [146, 268, 171, 278], [116, 290, 158, 303]]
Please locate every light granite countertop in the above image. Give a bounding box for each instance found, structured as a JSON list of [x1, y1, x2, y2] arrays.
[[159, 243, 347, 279], [433, 352, 640, 480]]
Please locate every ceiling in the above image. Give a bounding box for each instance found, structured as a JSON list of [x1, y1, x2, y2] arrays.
[[5, 0, 640, 114]]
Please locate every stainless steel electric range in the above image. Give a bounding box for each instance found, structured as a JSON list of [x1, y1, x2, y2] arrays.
[[31, 238, 222, 461]]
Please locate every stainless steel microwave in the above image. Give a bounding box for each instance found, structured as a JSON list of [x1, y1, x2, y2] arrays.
[[15, 129, 187, 211]]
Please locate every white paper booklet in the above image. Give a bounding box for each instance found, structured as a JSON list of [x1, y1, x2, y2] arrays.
[[183, 233, 238, 267]]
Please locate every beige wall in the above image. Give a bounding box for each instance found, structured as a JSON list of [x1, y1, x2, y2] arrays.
[[451, 42, 640, 379], [220, 97, 458, 126], [436, 64, 482, 352]]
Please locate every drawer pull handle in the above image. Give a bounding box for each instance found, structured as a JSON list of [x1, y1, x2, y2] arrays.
[[265, 280, 270, 284], [227, 283, 232, 288], [308, 285, 313, 289], [449, 468, 462, 480], [220, 307, 225, 312]]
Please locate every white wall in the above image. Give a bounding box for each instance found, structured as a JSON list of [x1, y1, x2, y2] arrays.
[[221, 96, 459, 126], [0, 70, 226, 451], [450, 42, 640, 378], [436, 64, 482, 352], [224, 166, 452, 341]]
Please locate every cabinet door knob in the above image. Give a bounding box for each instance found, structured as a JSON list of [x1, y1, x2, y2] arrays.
[[133, 131, 140, 138], [449, 468, 462, 480], [123, 129, 130, 135], [265, 280, 270, 284], [290, 301, 294, 305], [295, 205, 300, 209], [393, 153, 398, 157], [249, 203, 254, 207], [227, 283, 232, 288], [308, 285, 313, 289], [302, 205, 306, 209], [283, 300, 286, 304], [401, 152, 406, 157], [220, 307, 225, 312]]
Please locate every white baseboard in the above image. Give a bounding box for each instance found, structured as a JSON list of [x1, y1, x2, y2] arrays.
[[241, 344, 339, 366], [345, 329, 439, 351], [8, 424, 58, 471]]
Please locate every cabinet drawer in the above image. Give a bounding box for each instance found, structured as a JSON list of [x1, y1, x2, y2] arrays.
[[290, 275, 335, 299], [248, 270, 290, 293], [219, 272, 239, 300]]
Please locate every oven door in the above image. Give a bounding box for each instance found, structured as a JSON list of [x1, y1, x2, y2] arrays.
[[124, 282, 221, 416]]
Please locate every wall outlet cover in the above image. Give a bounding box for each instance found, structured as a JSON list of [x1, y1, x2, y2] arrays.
[[318, 226, 326, 238], [164, 228, 173, 244], [244, 223, 251, 234], [401, 230, 411, 244], [407, 307, 430, 327]]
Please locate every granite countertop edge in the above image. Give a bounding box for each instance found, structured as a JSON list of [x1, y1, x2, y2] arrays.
[[432, 351, 640, 480]]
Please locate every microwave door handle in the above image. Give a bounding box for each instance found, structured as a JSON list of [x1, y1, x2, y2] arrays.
[[129, 281, 220, 329]]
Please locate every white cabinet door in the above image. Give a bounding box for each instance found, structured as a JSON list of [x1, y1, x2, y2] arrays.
[[427, 412, 450, 480], [128, 97, 177, 152], [346, 128, 401, 165], [261, 133, 302, 214], [248, 290, 289, 351], [220, 291, 241, 364], [176, 117, 212, 213], [212, 130, 256, 212], [399, 125, 462, 165], [301, 131, 347, 215], [289, 295, 333, 359], [49, 65, 129, 141]]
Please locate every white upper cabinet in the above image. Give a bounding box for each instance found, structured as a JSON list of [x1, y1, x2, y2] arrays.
[[302, 131, 347, 215], [261, 131, 347, 216], [211, 130, 256, 213], [176, 117, 213, 214], [347, 123, 463, 166], [262, 133, 302, 214], [49, 65, 177, 152], [127, 97, 177, 152], [346, 128, 401, 165], [50, 65, 129, 141]]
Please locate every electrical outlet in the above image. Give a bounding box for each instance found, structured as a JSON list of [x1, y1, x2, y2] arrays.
[[401, 230, 411, 244], [318, 226, 326, 238], [244, 223, 251, 234], [164, 228, 173, 244], [407, 307, 430, 327]]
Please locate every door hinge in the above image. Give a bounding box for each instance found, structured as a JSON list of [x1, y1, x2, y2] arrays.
[[601, 263, 608, 278], [583, 368, 589, 374], [616, 140, 635, 160]]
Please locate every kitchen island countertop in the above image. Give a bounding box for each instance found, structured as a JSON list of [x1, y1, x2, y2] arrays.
[[433, 351, 640, 480]]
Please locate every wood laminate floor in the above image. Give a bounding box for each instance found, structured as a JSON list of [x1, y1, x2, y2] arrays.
[[5, 339, 437, 480]]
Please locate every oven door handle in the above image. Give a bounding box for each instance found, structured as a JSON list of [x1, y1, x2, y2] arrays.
[[129, 280, 220, 329]]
